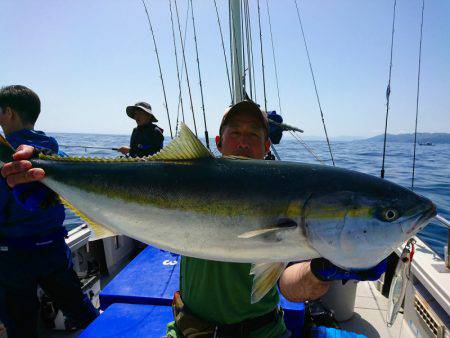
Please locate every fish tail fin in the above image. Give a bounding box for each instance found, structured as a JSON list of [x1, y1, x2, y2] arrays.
[[0, 134, 15, 165]]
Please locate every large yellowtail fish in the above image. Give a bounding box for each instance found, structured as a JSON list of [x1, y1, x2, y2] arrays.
[[0, 124, 436, 303]]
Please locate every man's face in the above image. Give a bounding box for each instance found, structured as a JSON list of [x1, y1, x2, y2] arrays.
[[134, 110, 152, 126], [216, 111, 270, 160], [0, 107, 14, 131]]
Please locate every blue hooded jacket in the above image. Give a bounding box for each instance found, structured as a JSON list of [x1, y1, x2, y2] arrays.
[[0, 129, 66, 248]]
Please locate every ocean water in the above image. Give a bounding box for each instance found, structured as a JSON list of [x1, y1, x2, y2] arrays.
[[51, 132, 449, 259]]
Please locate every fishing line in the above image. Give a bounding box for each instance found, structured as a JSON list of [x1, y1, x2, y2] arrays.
[[169, 0, 185, 131], [265, 0, 282, 115], [173, 1, 191, 136], [213, 0, 233, 103], [293, 0, 335, 166], [174, 0, 198, 136], [255, 0, 280, 160], [411, 0, 425, 189], [289, 131, 324, 164], [189, 0, 210, 149], [141, 0, 173, 139], [381, 0, 397, 179]]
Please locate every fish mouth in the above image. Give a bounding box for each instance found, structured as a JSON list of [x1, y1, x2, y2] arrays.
[[404, 203, 437, 235]]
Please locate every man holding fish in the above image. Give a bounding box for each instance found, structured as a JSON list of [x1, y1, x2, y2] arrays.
[[0, 85, 99, 338], [0, 98, 413, 337]]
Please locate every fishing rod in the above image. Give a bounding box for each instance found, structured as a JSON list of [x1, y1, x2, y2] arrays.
[[269, 120, 303, 133]]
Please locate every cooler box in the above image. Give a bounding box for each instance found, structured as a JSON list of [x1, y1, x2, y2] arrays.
[[99, 246, 179, 310], [311, 326, 367, 338], [99, 245, 304, 336], [79, 303, 172, 338], [280, 296, 305, 337]]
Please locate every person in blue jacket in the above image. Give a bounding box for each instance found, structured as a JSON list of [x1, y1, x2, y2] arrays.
[[0, 85, 99, 337]]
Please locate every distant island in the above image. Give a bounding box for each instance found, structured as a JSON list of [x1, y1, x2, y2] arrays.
[[366, 132, 450, 144]]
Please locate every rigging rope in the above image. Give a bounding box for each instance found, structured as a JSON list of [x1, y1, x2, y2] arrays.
[[256, 0, 268, 113], [190, 0, 210, 149], [169, 0, 185, 134], [240, 0, 247, 92], [229, 1, 234, 102], [294, 0, 335, 166], [174, 0, 198, 136], [381, 0, 397, 179], [141, 0, 173, 139], [243, 0, 253, 99], [265, 0, 283, 115], [246, 0, 257, 101], [411, 0, 425, 189], [213, 0, 233, 103]]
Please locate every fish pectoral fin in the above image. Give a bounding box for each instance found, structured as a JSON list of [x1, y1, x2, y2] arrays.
[[250, 262, 287, 304], [59, 197, 117, 240], [148, 123, 214, 161], [238, 219, 297, 239]]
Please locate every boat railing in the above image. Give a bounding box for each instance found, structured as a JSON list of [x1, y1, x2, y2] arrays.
[[447, 226, 449, 269], [435, 215, 450, 269]]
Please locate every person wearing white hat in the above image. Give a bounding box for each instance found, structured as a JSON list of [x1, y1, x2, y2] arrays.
[[118, 102, 164, 157]]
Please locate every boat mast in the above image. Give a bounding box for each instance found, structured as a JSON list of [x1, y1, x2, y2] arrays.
[[230, 0, 244, 103]]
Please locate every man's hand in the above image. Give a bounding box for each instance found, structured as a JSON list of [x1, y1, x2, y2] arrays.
[[117, 146, 130, 155], [1, 145, 45, 187], [310, 258, 387, 282]]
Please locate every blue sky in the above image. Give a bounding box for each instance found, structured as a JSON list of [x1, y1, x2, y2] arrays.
[[1, 0, 449, 139]]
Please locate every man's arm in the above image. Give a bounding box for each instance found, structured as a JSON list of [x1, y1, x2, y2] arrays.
[[279, 261, 331, 302]]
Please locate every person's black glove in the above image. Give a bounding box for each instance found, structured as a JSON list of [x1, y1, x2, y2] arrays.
[[310, 257, 387, 282]]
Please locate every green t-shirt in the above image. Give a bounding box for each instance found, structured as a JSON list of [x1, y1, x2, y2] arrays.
[[166, 256, 287, 338]]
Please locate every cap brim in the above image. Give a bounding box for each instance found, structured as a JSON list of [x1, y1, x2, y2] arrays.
[[221, 101, 268, 135]]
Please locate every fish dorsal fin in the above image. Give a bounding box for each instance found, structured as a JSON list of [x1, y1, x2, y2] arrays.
[[37, 123, 213, 163], [148, 123, 214, 161]]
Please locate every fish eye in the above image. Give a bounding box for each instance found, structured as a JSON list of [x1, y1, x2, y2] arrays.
[[383, 208, 399, 222]]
